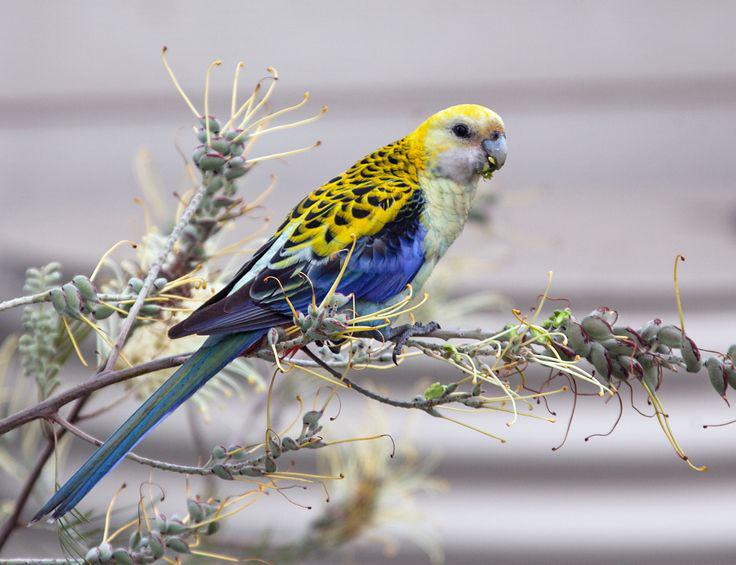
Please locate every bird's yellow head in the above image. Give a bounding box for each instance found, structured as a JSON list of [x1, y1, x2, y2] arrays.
[[409, 104, 507, 183]]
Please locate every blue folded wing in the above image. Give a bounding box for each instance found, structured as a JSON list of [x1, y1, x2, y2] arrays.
[[169, 193, 428, 338]]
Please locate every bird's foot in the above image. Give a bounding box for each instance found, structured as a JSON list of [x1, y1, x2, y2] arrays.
[[385, 321, 441, 364]]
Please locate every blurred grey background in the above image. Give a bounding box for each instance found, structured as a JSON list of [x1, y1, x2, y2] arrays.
[[1, 1, 736, 564]]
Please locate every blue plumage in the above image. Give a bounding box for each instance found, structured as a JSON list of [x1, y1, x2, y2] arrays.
[[35, 177, 429, 522], [32, 332, 263, 521]]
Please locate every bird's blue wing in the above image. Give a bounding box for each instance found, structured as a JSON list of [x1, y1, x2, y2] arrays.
[[169, 189, 427, 337]]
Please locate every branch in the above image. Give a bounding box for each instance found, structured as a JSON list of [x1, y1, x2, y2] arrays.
[[0, 353, 192, 436], [103, 184, 208, 371], [52, 415, 208, 475], [0, 292, 137, 314], [302, 346, 472, 411]]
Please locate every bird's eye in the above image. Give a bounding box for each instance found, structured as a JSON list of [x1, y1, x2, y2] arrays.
[[451, 123, 471, 138]]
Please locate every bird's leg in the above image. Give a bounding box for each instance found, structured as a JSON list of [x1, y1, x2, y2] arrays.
[[366, 321, 441, 364]]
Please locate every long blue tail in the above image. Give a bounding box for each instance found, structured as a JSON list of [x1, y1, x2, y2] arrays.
[[32, 331, 263, 522]]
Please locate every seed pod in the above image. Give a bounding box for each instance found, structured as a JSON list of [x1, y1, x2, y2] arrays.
[[550, 340, 576, 360], [98, 542, 113, 561], [196, 128, 208, 143], [230, 142, 245, 156], [165, 536, 191, 554], [198, 152, 226, 172], [209, 137, 230, 155], [205, 174, 225, 195], [199, 116, 222, 134], [225, 162, 248, 180], [726, 364, 736, 390], [581, 315, 614, 341], [589, 307, 618, 325], [192, 145, 207, 165], [206, 521, 220, 535], [444, 382, 459, 394], [152, 516, 167, 534], [129, 530, 142, 550], [706, 357, 727, 396], [153, 277, 168, 290], [605, 338, 636, 357], [211, 464, 233, 480], [139, 304, 160, 316], [148, 532, 165, 559], [727, 344, 736, 362], [93, 303, 115, 320], [238, 465, 264, 476], [613, 326, 645, 347], [49, 287, 67, 313], [609, 358, 628, 380], [72, 275, 97, 301], [281, 437, 298, 451], [112, 548, 134, 565], [268, 437, 282, 458], [264, 457, 277, 473], [302, 410, 322, 427], [681, 336, 701, 373], [211, 444, 226, 459], [227, 444, 245, 460], [618, 355, 644, 378], [165, 518, 188, 535], [85, 547, 102, 565], [588, 341, 611, 380], [642, 364, 659, 391], [62, 283, 81, 313], [464, 396, 484, 408], [639, 318, 662, 342], [562, 321, 590, 357], [186, 499, 205, 523], [657, 325, 682, 348], [127, 277, 144, 293]]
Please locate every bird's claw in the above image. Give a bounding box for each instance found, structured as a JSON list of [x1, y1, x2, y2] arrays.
[[388, 321, 441, 364]]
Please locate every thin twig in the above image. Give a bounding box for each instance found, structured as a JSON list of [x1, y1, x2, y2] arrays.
[[103, 184, 208, 371], [52, 415, 208, 475], [0, 353, 193, 436], [0, 292, 139, 314], [301, 347, 470, 411]]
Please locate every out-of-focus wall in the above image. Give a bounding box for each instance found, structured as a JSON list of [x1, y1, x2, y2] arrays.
[[1, 2, 735, 563]]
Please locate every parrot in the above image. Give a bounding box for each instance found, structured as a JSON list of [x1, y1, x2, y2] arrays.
[[33, 103, 507, 521]]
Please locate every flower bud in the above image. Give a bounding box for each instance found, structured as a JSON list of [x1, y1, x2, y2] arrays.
[[72, 275, 97, 301], [588, 341, 611, 380], [165, 536, 191, 554], [638, 318, 662, 342], [657, 325, 682, 348], [62, 282, 81, 314], [706, 357, 727, 396], [112, 548, 134, 565], [581, 315, 613, 341], [681, 336, 701, 373], [93, 303, 115, 320]]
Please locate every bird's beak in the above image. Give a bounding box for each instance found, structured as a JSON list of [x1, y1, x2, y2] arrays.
[[482, 132, 507, 172]]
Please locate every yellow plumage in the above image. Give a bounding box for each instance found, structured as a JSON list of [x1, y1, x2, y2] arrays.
[[273, 104, 505, 261]]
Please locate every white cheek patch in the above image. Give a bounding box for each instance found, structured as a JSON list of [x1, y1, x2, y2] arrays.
[[435, 147, 484, 183]]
